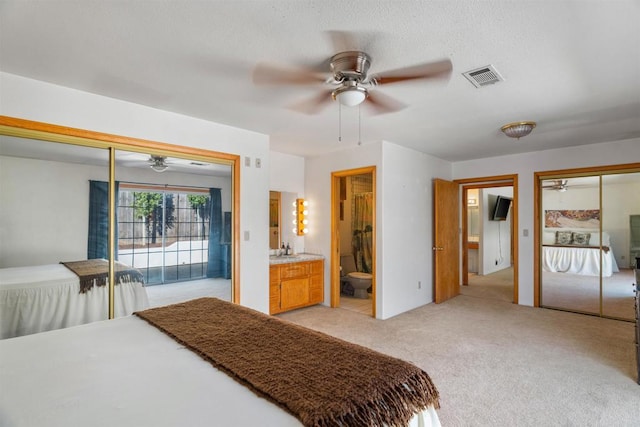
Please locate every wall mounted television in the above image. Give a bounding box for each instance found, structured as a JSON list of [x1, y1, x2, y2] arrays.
[[491, 195, 512, 221]]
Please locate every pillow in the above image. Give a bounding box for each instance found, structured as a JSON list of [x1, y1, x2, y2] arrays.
[[572, 232, 591, 245], [555, 231, 573, 245]]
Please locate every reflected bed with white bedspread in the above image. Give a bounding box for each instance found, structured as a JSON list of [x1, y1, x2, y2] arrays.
[[0, 263, 149, 339], [542, 230, 620, 277]]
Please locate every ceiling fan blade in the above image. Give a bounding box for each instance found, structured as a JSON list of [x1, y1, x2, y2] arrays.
[[372, 58, 453, 86], [289, 90, 333, 115], [253, 63, 326, 86], [365, 91, 407, 115]]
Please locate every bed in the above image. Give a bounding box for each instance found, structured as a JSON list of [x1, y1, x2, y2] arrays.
[[0, 298, 441, 427], [0, 260, 149, 339], [542, 230, 620, 277]]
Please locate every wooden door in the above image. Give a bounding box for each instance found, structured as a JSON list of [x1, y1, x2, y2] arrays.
[[433, 179, 460, 303]]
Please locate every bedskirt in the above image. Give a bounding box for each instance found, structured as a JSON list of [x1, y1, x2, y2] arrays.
[[542, 245, 620, 277], [0, 264, 149, 339]]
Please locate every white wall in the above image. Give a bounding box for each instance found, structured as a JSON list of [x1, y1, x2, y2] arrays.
[[480, 187, 513, 275], [269, 151, 305, 253], [0, 156, 105, 267], [453, 137, 640, 306], [305, 140, 452, 320], [380, 142, 452, 318], [1, 72, 271, 313]]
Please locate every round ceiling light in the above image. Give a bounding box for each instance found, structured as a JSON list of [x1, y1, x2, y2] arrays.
[[332, 85, 367, 107], [501, 121, 537, 139]]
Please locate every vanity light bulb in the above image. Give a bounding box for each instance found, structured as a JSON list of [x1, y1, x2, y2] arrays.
[[302, 219, 308, 225], [292, 228, 297, 233], [302, 200, 309, 207], [303, 228, 309, 234], [292, 210, 296, 216], [292, 220, 296, 225], [292, 202, 296, 207], [302, 210, 308, 215]]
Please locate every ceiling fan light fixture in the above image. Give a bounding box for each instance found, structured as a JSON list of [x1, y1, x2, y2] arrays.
[[332, 84, 367, 107], [501, 121, 537, 139], [149, 156, 168, 172]]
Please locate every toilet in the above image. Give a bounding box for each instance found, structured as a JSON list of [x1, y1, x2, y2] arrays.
[[340, 255, 372, 299]]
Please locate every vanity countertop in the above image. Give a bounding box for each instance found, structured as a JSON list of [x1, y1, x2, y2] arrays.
[[269, 253, 324, 265]]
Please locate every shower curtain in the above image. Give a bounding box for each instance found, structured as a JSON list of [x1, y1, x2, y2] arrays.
[[352, 192, 373, 273]]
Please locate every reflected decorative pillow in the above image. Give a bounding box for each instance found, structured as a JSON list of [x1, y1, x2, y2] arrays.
[[572, 232, 591, 245], [555, 231, 573, 245]]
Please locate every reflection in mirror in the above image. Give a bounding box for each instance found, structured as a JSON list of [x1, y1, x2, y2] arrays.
[[541, 176, 601, 315], [115, 150, 233, 309], [269, 191, 298, 253], [540, 173, 640, 321], [602, 172, 640, 320], [269, 191, 281, 249], [0, 135, 118, 339]]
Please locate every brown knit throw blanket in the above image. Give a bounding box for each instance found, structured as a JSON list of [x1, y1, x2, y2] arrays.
[[61, 259, 144, 293], [135, 298, 439, 427]]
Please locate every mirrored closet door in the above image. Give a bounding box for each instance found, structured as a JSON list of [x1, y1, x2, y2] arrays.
[[0, 135, 113, 338], [115, 150, 233, 308], [540, 171, 640, 321], [0, 117, 239, 339]]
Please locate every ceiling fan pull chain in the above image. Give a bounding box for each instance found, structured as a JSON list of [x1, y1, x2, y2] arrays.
[[358, 104, 362, 146], [338, 102, 342, 142]]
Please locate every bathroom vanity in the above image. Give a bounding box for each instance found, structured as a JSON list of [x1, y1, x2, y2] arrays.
[[269, 255, 324, 314]]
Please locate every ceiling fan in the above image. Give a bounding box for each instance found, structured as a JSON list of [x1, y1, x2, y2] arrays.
[[148, 155, 169, 172], [252, 31, 453, 115], [542, 179, 570, 192]]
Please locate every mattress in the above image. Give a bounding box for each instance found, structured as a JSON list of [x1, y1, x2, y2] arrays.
[[0, 314, 440, 427], [0, 263, 149, 339]]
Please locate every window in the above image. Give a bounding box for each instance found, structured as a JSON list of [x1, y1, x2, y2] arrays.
[[117, 184, 211, 285]]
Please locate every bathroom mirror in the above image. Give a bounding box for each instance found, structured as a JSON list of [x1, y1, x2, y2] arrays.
[[269, 191, 281, 249], [269, 190, 298, 250]]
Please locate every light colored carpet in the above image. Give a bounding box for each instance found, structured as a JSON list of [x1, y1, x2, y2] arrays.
[[279, 295, 640, 426], [463, 267, 514, 303], [463, 266, 635, 321], [542, 269, 636, 320]]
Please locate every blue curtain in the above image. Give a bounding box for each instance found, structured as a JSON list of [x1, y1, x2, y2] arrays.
[[87, 180, 118, 260], [206, 188, 225, 278]]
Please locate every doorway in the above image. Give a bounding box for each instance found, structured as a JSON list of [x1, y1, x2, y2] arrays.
[[458, 175, 519, 304], [330, 166, 376, 317]]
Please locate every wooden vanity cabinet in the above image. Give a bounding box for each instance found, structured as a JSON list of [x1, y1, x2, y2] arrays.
[[270, 260, 323, 314]]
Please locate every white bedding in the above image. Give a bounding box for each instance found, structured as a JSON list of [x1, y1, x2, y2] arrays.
[[0, 263, 149, 339], [542, 245, 620, 277], [0, 314, 440, 427]]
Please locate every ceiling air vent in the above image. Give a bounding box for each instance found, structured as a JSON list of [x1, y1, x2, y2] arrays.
[[462, 65, 504, 88]]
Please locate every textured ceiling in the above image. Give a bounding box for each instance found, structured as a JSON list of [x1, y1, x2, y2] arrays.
[[1, 0, 639, 161]]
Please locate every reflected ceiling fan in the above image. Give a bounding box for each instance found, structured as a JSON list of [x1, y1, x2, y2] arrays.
[[148, 155, 169, 172], [542, 179, 569, 192], [252, 31, 453, 115]]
